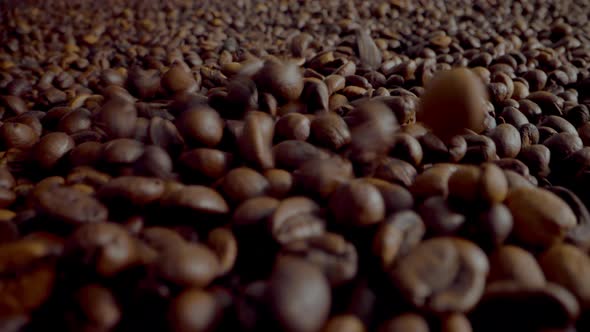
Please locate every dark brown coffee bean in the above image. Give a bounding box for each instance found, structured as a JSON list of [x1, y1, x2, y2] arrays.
[[488, 245, 546, 287], [263, 169, 293, 199], [489, 124, 521, 158], [526, 92, 564, 116], [156, 243, 220, 287], [539, 244, 590, 310], [373, 211, 425, 268], [98, 176, 165, 206], [274, 113, 311, 142], [273, 140, 330, 170], [321, 315, 366, 332], [579, 122, 590, 146], [280, 232, 358, 286], [293, 158, 353, 200], [378, 313, 429, 332], [364, 178, 414, 214], [255, 59, 304, 102], [329, 179, 385, 226], [268, 256, 331, 332], [441, 313, 472, 332], [232, 196, 280, 227], [522, 69, 548, 91], [356, 29, 382, 69], [462, 134, 497, 164], [418, 68, 487, 141], [539, 126, 559, 143], [133, 145, 173, 178], [373, 157, 417, 187], [69, 284, 121, 332], [543, 132, 583, 163], [206, 228, 237, 276], [310, 112, 351, 150], [64, 222, 136, 277], [519, 123, 539, 148], [35, 185, 107, 225], [148, 117, 184, 155], [161, 64, 198, 95], [0, 187, 15, 209], [34, 132, 75, 170], [418, 196, 465, 235], [102, 138, 144, 165], [0, 122, 38, 149], [140, 227, 186, 253], [448, 164, 507, 206], [471, 281, 579, 332], [221, 167, 269, 204], [391, 133, 423, 166], [499, 107, 529, 128], [176, 106, 224, 147], [302, 78, 329, 112], [95, 99, 137, 139], [56, 109, 92, 134], [517, 144, 551, 176], [269, 196, 324, 244], [226, 76, 258, 112], [391, 237, 489, 313], [161, 185, 229, 215], [239, 111, 275, 170], [506, 187, 576, 247], [518, 99, 542, 122], [168, 288, 221, 332], [179, 148, 233, 180], [471, 203, 513, 248], [540, 116, 577, 135]]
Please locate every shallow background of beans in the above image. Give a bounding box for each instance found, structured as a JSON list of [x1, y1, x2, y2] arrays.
[[1, 0, 590, 331]]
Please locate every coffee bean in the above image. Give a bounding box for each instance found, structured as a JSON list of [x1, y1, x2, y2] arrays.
[[391, 237, 489, 313], [179, 148, 233, 181], [273, 140, 330, 170], [168, 288, 221, 332], [98, 176, 165, 206], [472, 204, 513, 248], [239, 111, 275, 169], [410, 164, 459, 200], [269, 196, 324, 244], [329, 179, 385, 226], [161, 185, 229, 215], [302, 78, 329, 112], [96, 98, 138, 139], [221, 167, 269, 204], [373, 157, 417, 187], [161, 64, 198, 95], [156, 242, 220, 287], [310, 112, 351, 150], [378, 313, 429, 332], [373, 211, 425, 268], [233, 196, 280, 227], [64, 222, 136, 277], [280, 232, 358, 286], [506, 187, 576, 247], [263, 169, 293, 199], [418, 196, 465, 235], [0, 122, 38, 149], [102, 138, 144, 165], [226, 76, 259, 113], [543, 132, 583, 163], [488, 245, 546, 286], [148, 117, 184, 156], [448, 163, 507, 206], [489, 123, 521, 158], [268, 256, 331, 332], [526, 92, 564, 116], [518, 123, 539, 147], [539, 244, 590, 310], [364, 178, 414, 214], [69, 284, 121, 332], [140, 227, 186, 253], [441, 313, 472, 332], [206, 228, 237, 276], [255, 59, 304, 103], [322, 315, 366, 332], [274, 113, 311, 142], [419, 68, 487, 141], [293, 158, 353, 200], [176, 106, 224, 147], [517, 144, 551, 176], [35, 186, 107, 225]]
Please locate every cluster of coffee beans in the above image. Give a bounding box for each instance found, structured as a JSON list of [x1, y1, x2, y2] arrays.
[[2, 0, 590, 331]]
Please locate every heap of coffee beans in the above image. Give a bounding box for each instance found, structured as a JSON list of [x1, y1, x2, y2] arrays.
[[2, 0, 590, 331]]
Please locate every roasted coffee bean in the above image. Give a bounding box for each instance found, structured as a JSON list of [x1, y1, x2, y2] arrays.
[[68, 284, 121, 332], [293, 158, 353, 200], [322, 315, 366, 332], [239, 111, 275, 170], [447, 163, 508, 206], [168, 288, 222, 332], [488, 245, 546, 287], [364, 178, 414, 214], [98, 176, 165, 206], [543, 132, 583, 163], [372, 157, 417, 187], [96, 98, 137, 139], [506, 187, 576, 248], [378, 313, 430, 332], [0, 122, 39, 150], [499, 107, 529, 128], [526, 92, 564, 116], [373, 211, 425, 268], [140, 227, 186, 253], [273, 140, 330, 170], [268, 257, 331, 332], [410, 164, 459, 200], [539, 244, 590, 309], [280, 232, 358, 286], [517, 144, 551, 176], [148, 117, 185, 156], [35, 186, 107, 225], [329, 179, 385, 226], [489, 124, 521, 158], [64, 222, 136, 277], [274, 113, 311, 142], [221, 167, 269, 204], [102, 138, 144, 165], [263, 169, 293, 199], [156, 243, 220, 287], [418, 68, 487, 141], [161, 185, 229, 216], [540, 115, 577, 135], [226, 76, 258, 112], [471, 281, 579, 332], [471, 204, 513, 248], [418, 196, 465, 235], [233, 196, 280, 227], [391, 133, 423, 167], [391, 237, 489, 313], [176, 106, 224, 147], [269, 196, 324, 244], [206, 228, 237, 276], [302, 78, 329, 112], [179, 148, 233, 180], [310, 112, 351, 150], [255, 59, 304, 103], [161, 64, 198, 95], [440, 314, 472, 332]]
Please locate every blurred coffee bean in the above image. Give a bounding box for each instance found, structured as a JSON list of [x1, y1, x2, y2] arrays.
[[310, 112, 351, 150], [255, 59, 304, 103], [378, 313, 429, 332], [373, 211, 425, 268], [293, 158, 353, 200], [329, 179, 385, 226], [488, 245, 546, 287], [221, 167, 269, 204], [168, 288, 221, 332], [239, 111, 275, 170], [156, 243, 220, 287], [274, 113, 311, 142], [176, 106, 224, 147]]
